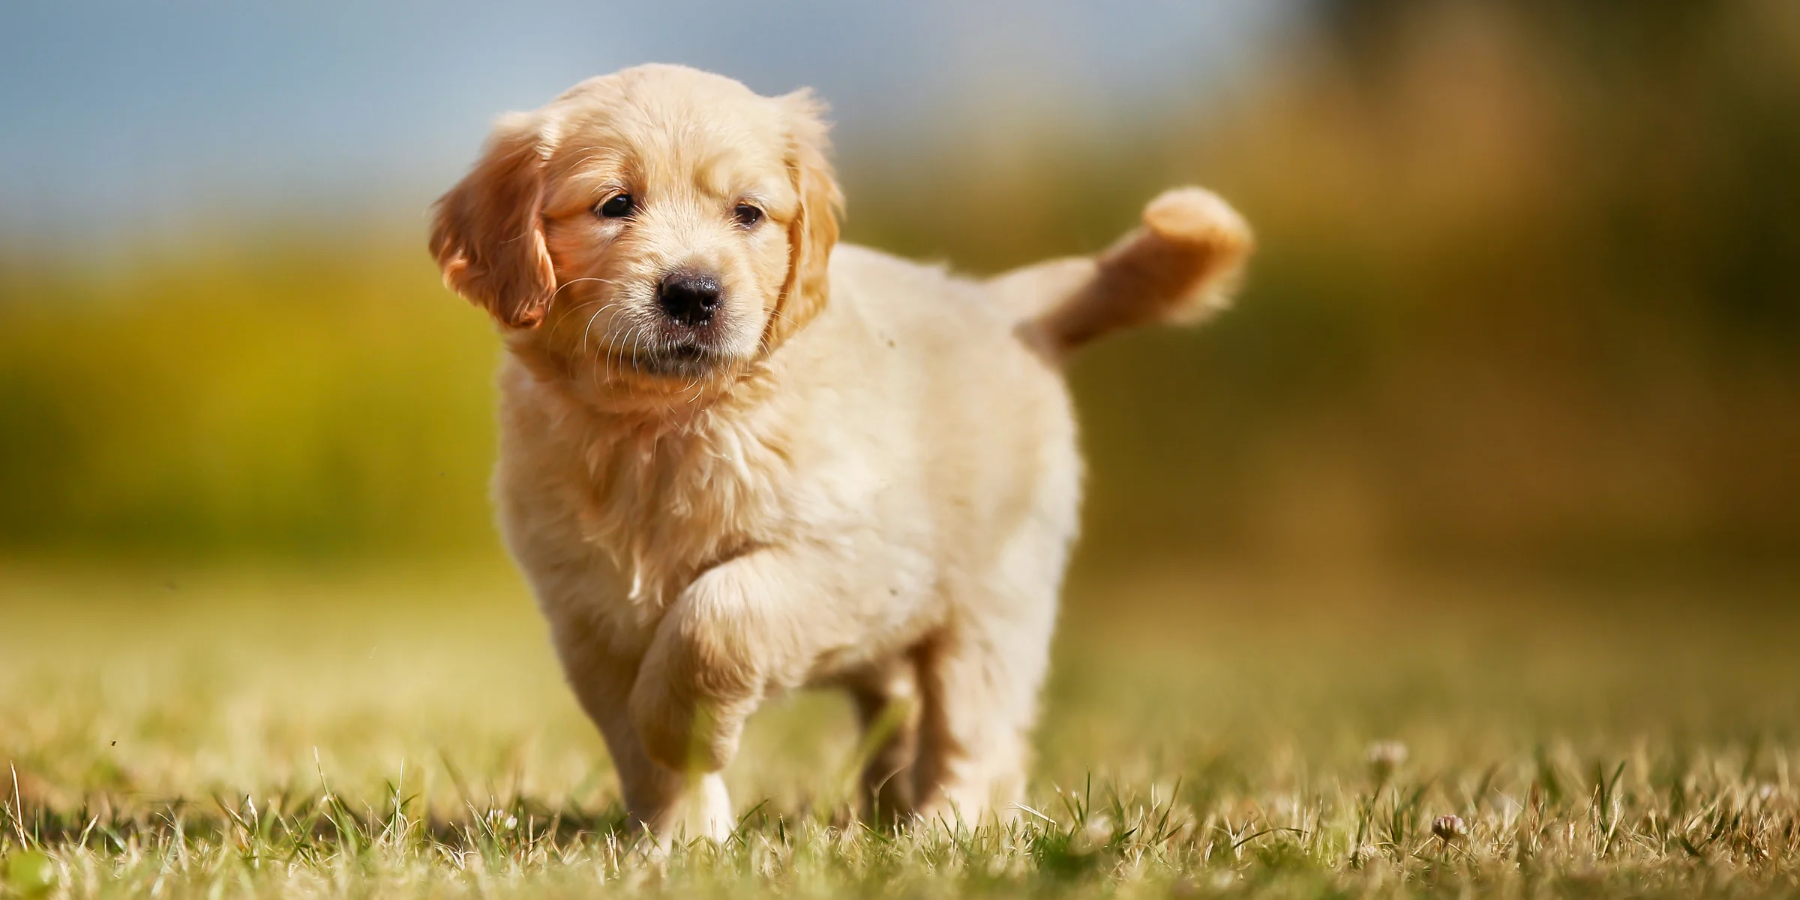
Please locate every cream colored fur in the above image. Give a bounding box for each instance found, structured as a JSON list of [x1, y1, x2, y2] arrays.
[[429, 64, 1252, 842]]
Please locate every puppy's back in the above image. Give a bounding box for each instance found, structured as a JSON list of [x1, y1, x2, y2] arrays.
[[812, 244, 1083, 563]]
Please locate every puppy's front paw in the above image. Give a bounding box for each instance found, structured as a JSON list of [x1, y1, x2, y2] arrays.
[[628, 669, 751, 773], [629, 598, 765, 772]]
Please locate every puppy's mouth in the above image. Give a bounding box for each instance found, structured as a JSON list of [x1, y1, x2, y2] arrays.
[[617, 341, 727, 378]]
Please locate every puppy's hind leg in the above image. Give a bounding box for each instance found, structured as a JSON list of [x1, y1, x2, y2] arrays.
[[845, 660, 922, 826], [910, 607, 1056, 827]]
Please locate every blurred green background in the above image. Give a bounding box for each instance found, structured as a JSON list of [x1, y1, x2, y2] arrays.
[[2, 0, 1796, 582]]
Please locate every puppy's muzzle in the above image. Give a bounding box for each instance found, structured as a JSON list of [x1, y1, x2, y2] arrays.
[[658, 269, 722, 327]]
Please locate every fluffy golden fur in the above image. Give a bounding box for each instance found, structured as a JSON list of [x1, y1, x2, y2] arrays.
[[430, 64, 1252, 841]]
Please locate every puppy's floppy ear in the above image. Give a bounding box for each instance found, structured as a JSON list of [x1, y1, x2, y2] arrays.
[[765, 90, 843, 351], [429, 111, 560, 329]]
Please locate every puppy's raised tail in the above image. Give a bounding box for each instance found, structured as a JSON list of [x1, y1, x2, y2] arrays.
[[994, 187, 1253, 361]]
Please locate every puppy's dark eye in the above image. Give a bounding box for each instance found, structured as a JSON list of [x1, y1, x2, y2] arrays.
[[596, 193, 635, 218], [733, 203, 763, 228]]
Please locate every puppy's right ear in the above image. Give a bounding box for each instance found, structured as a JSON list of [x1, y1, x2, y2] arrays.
[[429, 112, 558, 329]]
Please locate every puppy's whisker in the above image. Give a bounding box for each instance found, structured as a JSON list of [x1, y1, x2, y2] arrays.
[[552, 276, 623, 300], [628, 327, 649, 391], [580, 297, 631, 357], [552, 294, 626, 347], [544, 275, 628, 342], [757, 308, 802, 356]]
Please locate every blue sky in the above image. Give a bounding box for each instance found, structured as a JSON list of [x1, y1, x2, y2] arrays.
[[0, 1, 1296, 245]]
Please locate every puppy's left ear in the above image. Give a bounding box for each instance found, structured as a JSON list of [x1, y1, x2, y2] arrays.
[[766, 90, 843, 351]]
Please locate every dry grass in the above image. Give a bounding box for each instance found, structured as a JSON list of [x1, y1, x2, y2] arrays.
[[3, 563, 1799, 898]]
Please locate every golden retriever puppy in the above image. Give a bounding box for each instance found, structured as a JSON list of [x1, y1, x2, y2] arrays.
[[430, 64, 1250, 841]]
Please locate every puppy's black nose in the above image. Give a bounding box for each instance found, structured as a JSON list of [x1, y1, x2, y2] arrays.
[[657, 270, 722, 326]]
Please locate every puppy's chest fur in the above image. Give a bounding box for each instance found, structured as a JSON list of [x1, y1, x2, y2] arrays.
[[577, 406, 789, 608], [500, 364, 814, 639]]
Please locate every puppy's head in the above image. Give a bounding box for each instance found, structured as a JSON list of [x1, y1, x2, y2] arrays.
[[430, 65, 841, 393]]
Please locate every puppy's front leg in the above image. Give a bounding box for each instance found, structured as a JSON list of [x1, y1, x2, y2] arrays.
[[629, 548, 819, 773], [542, 605, 732, 843]]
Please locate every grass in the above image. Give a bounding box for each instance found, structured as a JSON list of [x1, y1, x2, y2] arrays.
[[3, 562, 1799, 898]]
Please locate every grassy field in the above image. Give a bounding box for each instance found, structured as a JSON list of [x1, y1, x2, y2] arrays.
[[3, 563, 1798, 898]]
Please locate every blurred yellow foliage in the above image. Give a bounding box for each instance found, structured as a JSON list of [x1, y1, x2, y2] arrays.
[[0, 247, 500, 560], [1, 1, 1796, 573]]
